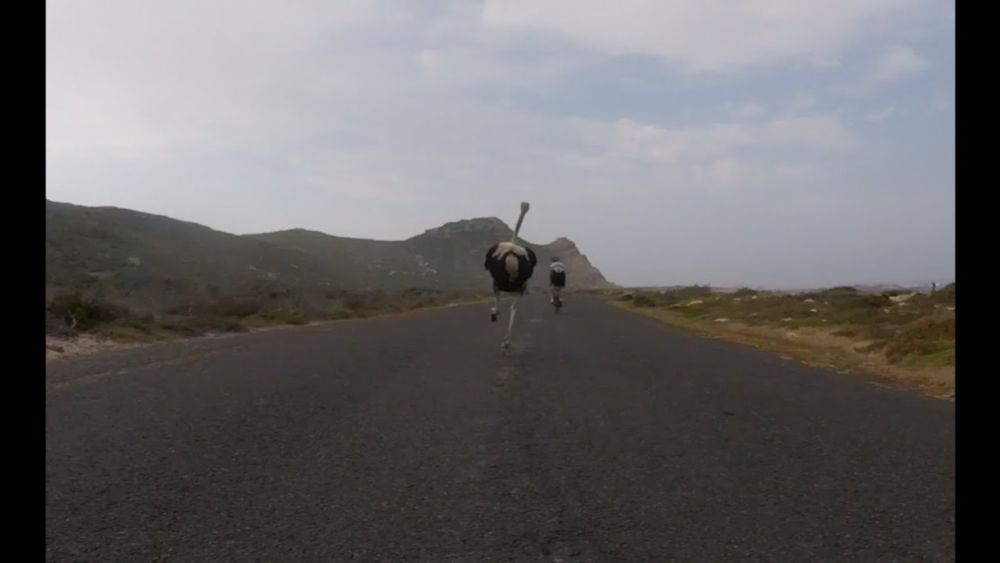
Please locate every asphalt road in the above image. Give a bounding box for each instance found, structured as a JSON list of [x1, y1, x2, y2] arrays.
[[46, 295, 955, 562]]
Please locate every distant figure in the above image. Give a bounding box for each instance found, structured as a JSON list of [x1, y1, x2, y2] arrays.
[[484, 202, 537, 349], [549, 257, 566, 307]]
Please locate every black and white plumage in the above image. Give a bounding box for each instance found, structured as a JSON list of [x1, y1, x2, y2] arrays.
[[484, 242, 537, 293], [483, 202, 536, 349]]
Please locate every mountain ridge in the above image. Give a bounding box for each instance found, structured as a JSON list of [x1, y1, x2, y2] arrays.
[[46, 200, 615, 311]]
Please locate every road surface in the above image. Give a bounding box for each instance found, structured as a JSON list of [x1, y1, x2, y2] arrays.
[[46, 296, 955, 561]]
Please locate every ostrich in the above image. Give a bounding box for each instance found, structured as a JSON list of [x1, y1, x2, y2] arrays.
[[484, 201, 537, 349]]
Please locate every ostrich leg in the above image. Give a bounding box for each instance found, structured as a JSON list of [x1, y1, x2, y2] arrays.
[[490, 282, 500, 322], [501, 293, 520, 349]]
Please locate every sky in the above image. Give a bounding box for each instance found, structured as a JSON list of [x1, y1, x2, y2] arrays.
[[46, 0, 955, 288]]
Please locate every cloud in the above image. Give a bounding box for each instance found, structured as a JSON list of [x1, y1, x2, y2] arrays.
[[46, 1, 393, 159], [45, 82, 176, 160], [45, 0, 954, 287], [555, 114, 853, 198], [571, 114, 857, 165], [866, 106, 898, 122], [726, 103, 766, 119], [571, 118, 753, 164], [764, 116, 858, 150], [690, 159, 814, 191], [872, 45, 929, 83], [931, 95, 953, 112], [482, 0, 916, 71]]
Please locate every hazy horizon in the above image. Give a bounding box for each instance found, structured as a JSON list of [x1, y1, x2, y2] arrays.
[[46, 1, 955, 289], [47, 196, 951, 291]]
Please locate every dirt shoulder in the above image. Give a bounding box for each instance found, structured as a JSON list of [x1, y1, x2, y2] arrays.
[[613, 301, 954, 400], [46, 298, 491, 363]]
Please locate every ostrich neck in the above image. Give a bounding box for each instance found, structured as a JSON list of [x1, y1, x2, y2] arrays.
[[512, 210, 528, 242]]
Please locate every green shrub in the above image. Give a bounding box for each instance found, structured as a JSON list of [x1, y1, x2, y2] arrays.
[[47, 293, 128, 330]]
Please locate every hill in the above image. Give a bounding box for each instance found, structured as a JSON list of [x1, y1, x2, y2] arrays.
[[46, 200, 615, 313], [250, 217, 612, 291]]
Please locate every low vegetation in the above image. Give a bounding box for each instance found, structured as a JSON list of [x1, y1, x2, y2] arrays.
[[613, 284, 955, 398], [46, 287, 490, 346]]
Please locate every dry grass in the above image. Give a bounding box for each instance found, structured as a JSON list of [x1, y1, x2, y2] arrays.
[[613, 284, 955, 399], [45, 288, 491, 352]]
